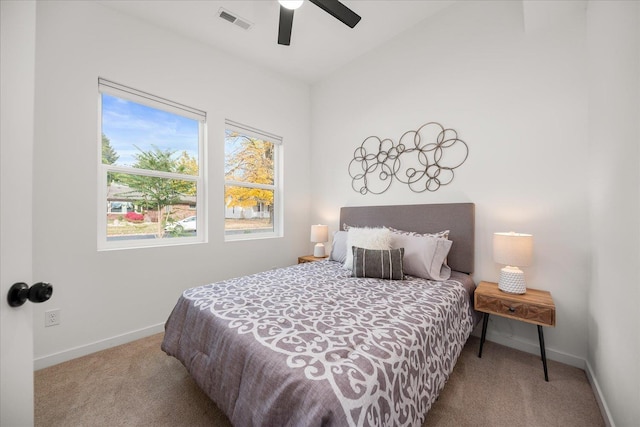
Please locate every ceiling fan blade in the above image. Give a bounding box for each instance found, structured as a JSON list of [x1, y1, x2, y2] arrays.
[[278, 6, 294, 46], [308, 0, 361, 28]]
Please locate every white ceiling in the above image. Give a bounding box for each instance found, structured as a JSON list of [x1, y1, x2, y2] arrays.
[[98, 0, 456, 83]]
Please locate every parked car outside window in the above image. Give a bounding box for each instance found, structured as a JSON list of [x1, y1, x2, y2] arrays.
[[165, 216, 197, 233]]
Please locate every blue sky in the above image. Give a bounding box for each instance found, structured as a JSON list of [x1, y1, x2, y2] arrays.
[[101, 93, 199, 167]]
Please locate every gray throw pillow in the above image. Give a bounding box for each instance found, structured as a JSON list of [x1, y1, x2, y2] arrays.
[[351, 247, 404, 280]]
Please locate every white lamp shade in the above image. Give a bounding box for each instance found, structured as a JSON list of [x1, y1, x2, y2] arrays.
[[493, 232, 533, 267], [310, 224, 328, 243]]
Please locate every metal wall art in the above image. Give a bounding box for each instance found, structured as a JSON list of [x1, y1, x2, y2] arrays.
[[349, 122, 468, 194]]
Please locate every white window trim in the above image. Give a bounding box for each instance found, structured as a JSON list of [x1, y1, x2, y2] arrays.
[[98, 78, 207, 250], [224, 120, 282, 242]]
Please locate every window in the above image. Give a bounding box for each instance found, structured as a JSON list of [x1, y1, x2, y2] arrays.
[[98, 78, 206, 250], [224, 120, 282, 240]]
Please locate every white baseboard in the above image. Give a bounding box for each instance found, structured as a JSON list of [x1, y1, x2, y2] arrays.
[[34, 323, 165, 371], [475, 329, 585, 369], [585, 360, 616, 427]]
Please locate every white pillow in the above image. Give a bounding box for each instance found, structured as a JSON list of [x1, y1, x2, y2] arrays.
[[329, 230, 349, 263], [344, 227, 392, 270], [391, 233, 452, 280], [390, 227, 451, 266]]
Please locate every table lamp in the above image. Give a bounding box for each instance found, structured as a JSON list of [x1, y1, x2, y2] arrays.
[[310, 224, 328, 257], [493, 232, 533, 294]]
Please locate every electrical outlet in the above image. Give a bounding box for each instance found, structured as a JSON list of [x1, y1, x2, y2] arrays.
[[45, 309, 60, 327]]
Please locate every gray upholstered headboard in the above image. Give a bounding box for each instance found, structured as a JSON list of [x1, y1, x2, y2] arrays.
[[339, 203, 475, 274]]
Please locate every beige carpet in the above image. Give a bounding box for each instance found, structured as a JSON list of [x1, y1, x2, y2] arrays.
[[35, 334, 605, 427]]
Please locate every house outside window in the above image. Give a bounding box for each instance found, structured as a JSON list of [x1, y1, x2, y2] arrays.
[[224, 120, 282, 240], [98, 78, 206, 250]]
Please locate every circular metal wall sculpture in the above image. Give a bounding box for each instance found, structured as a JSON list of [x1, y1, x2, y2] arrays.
[[349, 122, 468, 194]]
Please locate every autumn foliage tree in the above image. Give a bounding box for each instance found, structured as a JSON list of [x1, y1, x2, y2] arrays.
[[225, 132, 274, 217], [177, 151, 198, 196]]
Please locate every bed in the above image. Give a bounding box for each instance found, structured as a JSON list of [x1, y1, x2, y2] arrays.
[[162, 203, 477, 426]]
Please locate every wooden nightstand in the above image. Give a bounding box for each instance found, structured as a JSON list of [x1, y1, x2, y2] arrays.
[[474, 281, 556, 381], [297, 255, 328, 264]]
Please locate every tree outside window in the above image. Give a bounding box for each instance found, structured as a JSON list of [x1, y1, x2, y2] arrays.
[[224, 123, 281, 239]]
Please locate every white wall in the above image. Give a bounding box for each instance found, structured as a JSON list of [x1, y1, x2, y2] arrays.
[[32, 1, 312, 367], [311, 0, 589, 366], [587, 2, 640, 425]]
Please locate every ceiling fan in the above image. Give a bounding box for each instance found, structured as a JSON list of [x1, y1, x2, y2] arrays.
[[277, 0, 361, 46]]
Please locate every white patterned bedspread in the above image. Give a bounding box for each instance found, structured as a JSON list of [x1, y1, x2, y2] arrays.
[[162, 260, 476, 427]]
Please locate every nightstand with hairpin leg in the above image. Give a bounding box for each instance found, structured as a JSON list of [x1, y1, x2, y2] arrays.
[[474, 281, 556, 381]]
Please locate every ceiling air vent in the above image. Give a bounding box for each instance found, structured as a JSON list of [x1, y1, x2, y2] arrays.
[[218, 8, 253, 30]]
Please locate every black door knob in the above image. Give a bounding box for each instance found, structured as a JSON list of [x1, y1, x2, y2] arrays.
[[7, 282, 53, 307]]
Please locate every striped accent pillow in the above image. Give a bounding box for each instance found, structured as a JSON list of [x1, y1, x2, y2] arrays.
[[351, 247, 404, 280]]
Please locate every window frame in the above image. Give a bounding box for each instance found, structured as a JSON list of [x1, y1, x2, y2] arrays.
[[224, 120, 282, 242], [97, 78, 207, 251]]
